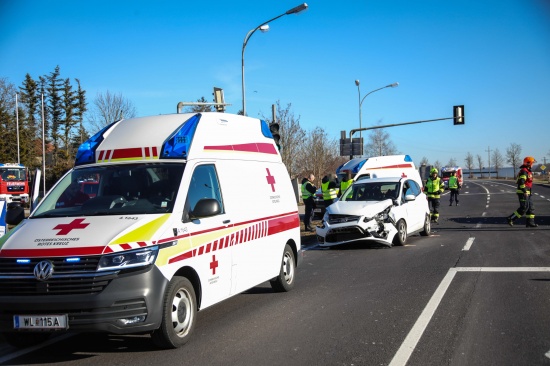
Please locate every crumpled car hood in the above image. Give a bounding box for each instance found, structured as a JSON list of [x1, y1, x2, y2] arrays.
[[326, 199, 393, 217]]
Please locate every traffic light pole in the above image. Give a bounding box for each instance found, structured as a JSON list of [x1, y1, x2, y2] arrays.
[[348, 116, 457, 160]]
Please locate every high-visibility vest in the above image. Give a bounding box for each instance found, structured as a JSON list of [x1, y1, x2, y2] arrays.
[[302, 182, 313, 200], [321, 181, 330, 199], [324, 186, 338, 200], [425, 177, 444, 198], [448, 176, 459, 189], [340, 180, 352, 193]]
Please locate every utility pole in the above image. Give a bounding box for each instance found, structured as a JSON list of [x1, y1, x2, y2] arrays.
[[485, 146, 492, 179]]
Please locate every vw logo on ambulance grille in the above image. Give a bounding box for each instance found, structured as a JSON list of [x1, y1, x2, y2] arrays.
[[34, 260, 54, 281]]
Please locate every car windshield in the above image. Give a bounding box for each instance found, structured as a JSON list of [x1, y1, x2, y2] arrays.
[[341, 182, 399, 202], [32, 163, 185, 218]]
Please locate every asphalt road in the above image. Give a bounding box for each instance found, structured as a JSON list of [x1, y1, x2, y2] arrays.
[[2, 179, 550, 365]]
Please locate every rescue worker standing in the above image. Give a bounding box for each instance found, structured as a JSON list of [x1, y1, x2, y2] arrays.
[[301, 174, 317, 231], [338, 171, 353, 198], [424, 168, 445, 223], [321, 175, 338, 207], [507, 156, 538, 227], [448, 171, 460, 206]]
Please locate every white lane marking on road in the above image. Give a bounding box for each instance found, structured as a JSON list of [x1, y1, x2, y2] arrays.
[[462, 237, 475, 251], [389, 268, 458, 366], [389, 267, 550, 366], [545, 349, 550, 359]]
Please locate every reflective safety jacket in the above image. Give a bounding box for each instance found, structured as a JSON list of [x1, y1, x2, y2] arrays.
[[321, 181, 338, 200], [516, 165, 533, 195], [339, 179, 353, 196], [425, 176, 444, 198], [448, 176, 459, 190], [302, 181, 314, 200]]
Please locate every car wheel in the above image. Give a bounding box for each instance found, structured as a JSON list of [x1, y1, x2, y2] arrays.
[[420, 214, 431, 236], [151, 276, 196, 349], [270, 244, 296, 292], [393, 219, 407, 246]]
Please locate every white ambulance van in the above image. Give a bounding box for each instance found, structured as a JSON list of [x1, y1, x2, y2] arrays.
[[0, 112, 301, 349], [336, 155, 422, 183]]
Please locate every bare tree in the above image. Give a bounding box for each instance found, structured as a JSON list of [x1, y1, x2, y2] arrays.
[[363, 124, 398, 157], [297, 127, 339, 187], [433, 160, 442, 171], [506, 143, 522, 178], [476, 154, 484, 178], [447, 158, 457, 166], [492, 148, 504, 178], [420, 157, 429, 166], [88, 91, 137, 133], [464, 152, 474, 178]]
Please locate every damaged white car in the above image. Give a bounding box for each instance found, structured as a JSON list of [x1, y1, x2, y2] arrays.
[[316, 177, 430, 248]]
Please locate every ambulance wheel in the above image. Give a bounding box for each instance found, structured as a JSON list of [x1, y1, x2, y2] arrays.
[[270, 244, 296, 292], [420, 214, 431, 236], [151, 276, 196, 349], [393, 219, 407, 246], [2, 332, 51, 348]]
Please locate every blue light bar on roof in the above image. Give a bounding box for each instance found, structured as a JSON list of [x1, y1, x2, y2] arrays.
[[260, 119, 272, 138], [75, 120, 121, 166], [160, 114, 201, 159], [354, 159, 367, 174], [404, 155, 413, 162]]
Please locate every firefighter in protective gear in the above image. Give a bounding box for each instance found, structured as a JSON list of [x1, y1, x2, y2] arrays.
[[507, 156, 538, 227], [301, 174, 317, 231], [424, 168, 445, 223], [448, 171, 460, 206]]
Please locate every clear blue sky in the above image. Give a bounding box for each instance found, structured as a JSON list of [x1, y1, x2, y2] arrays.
[[2, 0, 549, 168]]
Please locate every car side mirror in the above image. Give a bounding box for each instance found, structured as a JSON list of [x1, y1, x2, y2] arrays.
[[189, 198, 221, 220], [404, 194, 416, 202]]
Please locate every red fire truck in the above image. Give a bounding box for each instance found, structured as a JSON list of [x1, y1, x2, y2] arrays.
[[0, 163, 29, 205]]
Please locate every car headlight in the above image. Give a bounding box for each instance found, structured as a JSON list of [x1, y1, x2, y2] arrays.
[[98, 246, 159, 271]]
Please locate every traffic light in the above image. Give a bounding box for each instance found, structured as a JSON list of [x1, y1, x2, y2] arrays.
[[213, 87, 225, 112], [269, 122, 281, 150], [453, 105, 465, 125]]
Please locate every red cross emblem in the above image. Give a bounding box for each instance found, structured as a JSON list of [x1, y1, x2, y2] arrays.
[[266, 168, 276, 192], [401, 172, 408, 178], [210, 255, 219, 275], [53, 218, 90, 235]]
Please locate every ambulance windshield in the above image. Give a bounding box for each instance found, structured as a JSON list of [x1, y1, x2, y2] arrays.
[[32, 163, 185, 218]]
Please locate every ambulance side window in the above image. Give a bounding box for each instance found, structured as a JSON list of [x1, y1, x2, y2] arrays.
[[185, 164, 224, 216]]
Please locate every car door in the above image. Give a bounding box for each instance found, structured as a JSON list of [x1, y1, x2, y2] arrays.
[[402, 179, 425, 231]]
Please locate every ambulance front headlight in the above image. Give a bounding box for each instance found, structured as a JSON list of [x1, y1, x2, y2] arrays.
[[98, 246, 159, 271]]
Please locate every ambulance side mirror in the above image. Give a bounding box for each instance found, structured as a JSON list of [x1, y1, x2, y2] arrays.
[[6, 202, 25, 226], [189, 198, 221, 220]]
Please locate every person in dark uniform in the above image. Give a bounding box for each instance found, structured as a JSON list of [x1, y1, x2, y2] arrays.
[[301, 174, 317, 231]]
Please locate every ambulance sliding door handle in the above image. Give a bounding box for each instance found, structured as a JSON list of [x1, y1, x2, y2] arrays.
[[223, 220, 231, 224]]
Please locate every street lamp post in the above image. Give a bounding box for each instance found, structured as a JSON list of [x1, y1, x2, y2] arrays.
[[241, 3, 308, 116], [354, 80, 399, 155]]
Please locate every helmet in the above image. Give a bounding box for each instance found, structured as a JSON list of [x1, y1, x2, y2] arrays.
[[523, 156, 536, 166], [430, 168, 438, 175]]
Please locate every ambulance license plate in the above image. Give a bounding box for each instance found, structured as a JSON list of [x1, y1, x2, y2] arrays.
[[14, 314, 68, 330], [313, 208, 321, 213]]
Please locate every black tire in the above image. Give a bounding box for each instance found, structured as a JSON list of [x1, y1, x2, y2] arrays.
[[151, 276, 196, 349], [2, 332, 51, 348], [270, 244, 296, 292], [420, 214, 431, 236], [393, 219, 407, 246]]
